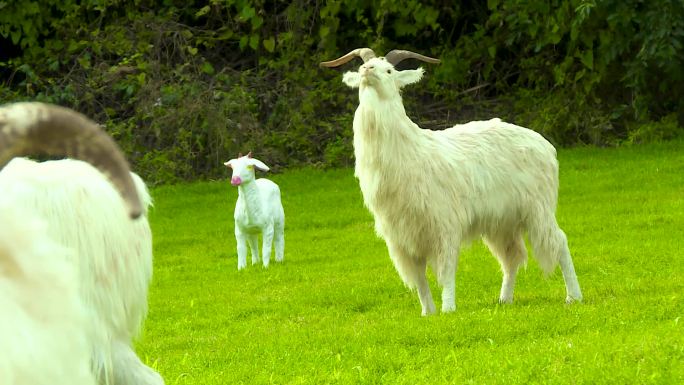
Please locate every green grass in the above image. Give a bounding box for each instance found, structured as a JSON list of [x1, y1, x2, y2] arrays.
[[139, 141, 684, 384]]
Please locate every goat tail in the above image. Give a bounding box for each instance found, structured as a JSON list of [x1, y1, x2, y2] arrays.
[[526, 211, 570, 276]]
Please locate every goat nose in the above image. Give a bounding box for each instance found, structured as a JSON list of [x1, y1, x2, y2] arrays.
[[231, 176, 242, 186]]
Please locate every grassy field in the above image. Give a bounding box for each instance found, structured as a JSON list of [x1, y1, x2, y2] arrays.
[[140, 141, 684, 384]]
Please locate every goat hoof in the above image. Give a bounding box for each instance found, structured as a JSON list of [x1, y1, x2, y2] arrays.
[[565, 295, 583, 304], [421, 305, 437, 316]]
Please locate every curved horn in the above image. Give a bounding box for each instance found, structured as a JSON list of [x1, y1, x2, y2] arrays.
[[319, 48, 377, 68], [384, 50, 441, 67], [0, 102, 143, 219]]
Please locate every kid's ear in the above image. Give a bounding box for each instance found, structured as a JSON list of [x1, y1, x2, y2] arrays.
[[223, 159, 235, 168], [394, 67, 424, 89], [342, 71, 361, 89], [248, 158, 270, 172]]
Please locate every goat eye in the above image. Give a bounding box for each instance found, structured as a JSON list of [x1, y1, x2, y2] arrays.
[[387, 69, 392, 74]]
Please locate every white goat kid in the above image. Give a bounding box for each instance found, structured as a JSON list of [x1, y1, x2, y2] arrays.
[[0, 102, 150, 384], [321, 48, 582, 315], [224, 152, 284, 270]]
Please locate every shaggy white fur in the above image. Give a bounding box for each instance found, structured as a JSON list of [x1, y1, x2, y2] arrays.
[[0, 201, 97, 385], [0, 101, 160, 384], [224, 153, 285, 270], [0, 157, 163, 384], [332, 51, 582, 315]]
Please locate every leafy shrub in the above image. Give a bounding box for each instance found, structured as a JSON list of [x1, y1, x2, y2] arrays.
[[627, 114, 682, 145], [1, 0, 681, 183]]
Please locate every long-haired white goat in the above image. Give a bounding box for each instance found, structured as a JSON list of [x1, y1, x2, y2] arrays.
[[0, 202, 96, 385], [321, 48, 582, 315], [224, 152, 285, 270], [0, 102, 162, 384]]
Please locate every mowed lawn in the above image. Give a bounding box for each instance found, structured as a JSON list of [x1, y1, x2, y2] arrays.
[[140, 141, 684, 385]]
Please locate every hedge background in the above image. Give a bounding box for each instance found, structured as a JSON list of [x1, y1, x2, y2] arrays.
[[1, 0, 682, 184]]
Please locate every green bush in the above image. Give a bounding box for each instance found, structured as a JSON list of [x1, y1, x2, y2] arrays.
[[1, 0, 682, 183], [626, 114, 683, 145]]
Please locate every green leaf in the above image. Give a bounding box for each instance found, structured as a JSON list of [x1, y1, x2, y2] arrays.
[[77, 55, 91, 69], [528, 22, 538, 38], [263, 37, 275, 53], [218, 28, 233, 41], [68, 40, 83, 53], [48, 59, 59, 71], [195, 5, 210, 18], [201, 61, 215, 75], [240, 5, 256, 21], [570, 23, 580, 41], [249, 34, 259, 50], [10, 30, 20, 45], [251, 15, 263, 30], [580, 49, 593, 70], [488, 45, 496, 58], [422, 6, 440, 29], [393, 19, 418, 37]]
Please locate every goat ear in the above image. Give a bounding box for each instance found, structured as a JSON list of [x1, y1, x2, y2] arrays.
[[342, 71, 361, 89], [395, 67, 424, 89], [223, 160, 235, 168], [248, 158, 270, 172]]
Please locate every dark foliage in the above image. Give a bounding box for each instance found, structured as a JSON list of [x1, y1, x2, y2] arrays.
[[1, 0, 682, 183]]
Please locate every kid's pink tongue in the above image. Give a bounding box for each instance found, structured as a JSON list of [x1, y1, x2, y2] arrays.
[[231, 176, 242, 186]]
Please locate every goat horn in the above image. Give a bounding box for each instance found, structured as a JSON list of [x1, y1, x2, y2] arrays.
[[0, 102, 143, 219], [247, 151, 252, 158], [384, 50, 441, 66], [319, 48, 377, 68]]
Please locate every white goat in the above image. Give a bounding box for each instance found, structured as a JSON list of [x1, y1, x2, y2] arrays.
[[224, 152, 285, 270], [0, 158, 162, 385], [321, 48, 582, 315], [0, 201, 97, 385], [0, 102, 162, 384]]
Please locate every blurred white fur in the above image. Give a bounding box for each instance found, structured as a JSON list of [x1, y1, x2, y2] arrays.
[[0, 199, 96, 385], [0, 158, 163, 384], [224, 154, 285, 270], [342, 56, 582, 315]]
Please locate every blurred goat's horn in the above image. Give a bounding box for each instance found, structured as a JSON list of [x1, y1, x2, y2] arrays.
[[0, 102, 143, 219], [384, 50, 441, 66], [319, 48, 377, 68], [247, 151, 252, 158]]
